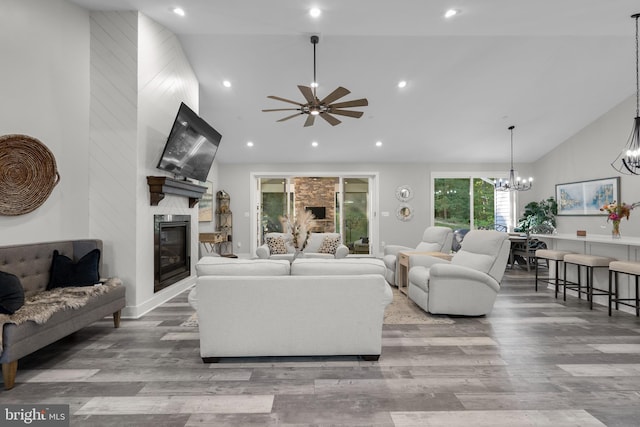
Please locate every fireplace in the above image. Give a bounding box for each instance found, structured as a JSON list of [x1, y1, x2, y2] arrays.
[[154, 214, 191, 293]]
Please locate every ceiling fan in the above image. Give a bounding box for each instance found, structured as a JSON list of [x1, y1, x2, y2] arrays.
[[262, 35, 368, 127]]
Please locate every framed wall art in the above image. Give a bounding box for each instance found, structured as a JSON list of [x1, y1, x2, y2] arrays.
[[555, 177, 619, 216], [199, 181, 213, 222]]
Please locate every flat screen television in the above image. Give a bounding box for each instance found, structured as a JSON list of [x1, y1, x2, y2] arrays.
[[306, 206, 326, 219], [156, 102, 222, 182]]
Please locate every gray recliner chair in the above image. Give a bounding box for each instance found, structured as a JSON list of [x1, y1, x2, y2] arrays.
[[407, 230, 510, 316], [383, 226, 453, 286]]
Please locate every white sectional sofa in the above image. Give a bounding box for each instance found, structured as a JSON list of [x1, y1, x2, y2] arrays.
[[192, 257, 392, 362]]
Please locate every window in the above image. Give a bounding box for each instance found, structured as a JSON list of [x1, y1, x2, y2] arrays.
[[432, 173, 513, 231]]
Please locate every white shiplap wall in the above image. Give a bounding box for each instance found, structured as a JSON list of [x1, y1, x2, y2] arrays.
[[89, 11, 200, 317]]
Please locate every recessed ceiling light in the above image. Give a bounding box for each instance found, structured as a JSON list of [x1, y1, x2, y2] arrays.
[[222, 80, 231, 88], [247, 141, 254, 147], [376, 141, 383, 147], [309, 8, 321, 18], [310, 81, 319, 88], [444, 9, 458, 18], [172, 7, 185, 17], [311, 141, 319, 147], [398, 80, 407, 88]]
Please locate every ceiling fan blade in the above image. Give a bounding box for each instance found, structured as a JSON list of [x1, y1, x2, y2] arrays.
[[298, 85, 316, 104], [330, 109, 364, 118], [267, 95, 304, 106], [320, 113, 341, 126], [277, 112, 303, 122], [329, 98, 368, 109], [303, 114, 316, 127], [319, 87, 350, 105], [262, 108, 300, 112]]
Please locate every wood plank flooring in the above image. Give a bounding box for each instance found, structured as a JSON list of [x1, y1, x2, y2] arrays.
[[3, 268, 640, 426]]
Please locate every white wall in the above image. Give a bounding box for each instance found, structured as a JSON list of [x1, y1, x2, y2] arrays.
[[135, 13, 200, 316], [0, 0, 90, 244], [89, 10, 140, 308], [89, 11, 200, 317], [218, 162, 521, 255], [532, 95, 640, 237]]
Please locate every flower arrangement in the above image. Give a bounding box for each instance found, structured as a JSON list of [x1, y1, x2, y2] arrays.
[[600, 201, 640, 238], [600, 201, 639, 221]]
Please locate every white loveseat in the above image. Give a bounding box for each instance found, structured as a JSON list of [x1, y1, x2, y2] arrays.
[[256, 232, 349, 260], [192, 257, 392, 361]]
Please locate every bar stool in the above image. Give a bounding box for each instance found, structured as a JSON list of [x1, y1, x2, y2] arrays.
[[563, 254, 615, 309], [608, 261, 640, 316], [534, 249, 574, 297]]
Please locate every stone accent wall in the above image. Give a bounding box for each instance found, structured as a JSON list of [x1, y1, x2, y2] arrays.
[[293, 177, 338, 232]]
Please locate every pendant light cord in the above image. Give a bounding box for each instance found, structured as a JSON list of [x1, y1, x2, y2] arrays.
[[635, 14, 639, 117], [509, 125, 515, 170], [313, 39, 317, 98]]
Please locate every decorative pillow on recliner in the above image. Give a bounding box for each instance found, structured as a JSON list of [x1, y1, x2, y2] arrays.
[[47, 249, 101, 289], [0, 271, 25, 314], [265, 236, 287, 255], [318, 236, 340, 254]]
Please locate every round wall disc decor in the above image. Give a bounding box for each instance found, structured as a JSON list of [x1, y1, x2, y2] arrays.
[[0, 134, 60, 216]]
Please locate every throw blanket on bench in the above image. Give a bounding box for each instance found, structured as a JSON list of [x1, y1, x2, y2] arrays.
[[0, 277, 122, 352]]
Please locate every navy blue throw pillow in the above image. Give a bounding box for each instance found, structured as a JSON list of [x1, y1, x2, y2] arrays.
[[47, 249, 101, 289], [0, 271, 25, 314]]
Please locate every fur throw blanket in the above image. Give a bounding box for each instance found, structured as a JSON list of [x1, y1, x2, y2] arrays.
[[0, 278, 122, 353]]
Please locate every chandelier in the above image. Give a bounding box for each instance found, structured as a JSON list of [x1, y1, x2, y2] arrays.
[[612, 13, 640, 175], [494, 125, 533, 192]]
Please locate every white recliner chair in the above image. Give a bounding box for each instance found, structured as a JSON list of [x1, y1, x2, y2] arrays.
[[383, 226, 453, 286], [407, 230, 510, 316]]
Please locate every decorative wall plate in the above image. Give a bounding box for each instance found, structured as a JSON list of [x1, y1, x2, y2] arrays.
[[0, 134, 60, 216], [396, 203, 413, 221], [395, 185, 413, 202]]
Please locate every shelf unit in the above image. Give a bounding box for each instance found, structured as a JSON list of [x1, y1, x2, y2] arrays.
[[216, 190, 233, 255]]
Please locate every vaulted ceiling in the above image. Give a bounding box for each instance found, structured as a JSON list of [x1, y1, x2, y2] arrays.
[[70, 0, 640, 164]]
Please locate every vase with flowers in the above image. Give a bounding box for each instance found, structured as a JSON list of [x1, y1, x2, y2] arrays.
[[600, 201, 640, 239]]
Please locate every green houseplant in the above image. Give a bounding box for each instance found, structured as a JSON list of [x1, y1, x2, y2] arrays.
[[516, 197, 558, 235]]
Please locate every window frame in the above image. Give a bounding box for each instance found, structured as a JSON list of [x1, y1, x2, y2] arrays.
[[430, 171, 516, 231]]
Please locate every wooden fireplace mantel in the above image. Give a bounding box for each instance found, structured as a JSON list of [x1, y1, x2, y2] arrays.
[[146, 176, 207, 208]]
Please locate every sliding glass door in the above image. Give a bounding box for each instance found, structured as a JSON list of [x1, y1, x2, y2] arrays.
[[254, 174, 376, 256]]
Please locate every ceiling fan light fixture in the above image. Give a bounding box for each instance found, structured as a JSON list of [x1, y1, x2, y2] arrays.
[[612, 13, 640, 175], [262, 35, 368, 126]]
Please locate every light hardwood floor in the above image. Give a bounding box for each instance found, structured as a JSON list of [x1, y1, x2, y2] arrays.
[[3, 268, 640, 426]]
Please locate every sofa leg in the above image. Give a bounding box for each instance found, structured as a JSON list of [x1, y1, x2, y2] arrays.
[[3, 361, 18, 390], [360, 355, 380, 361], [113, 310, 121, 328], [202, 357, 221, 363]]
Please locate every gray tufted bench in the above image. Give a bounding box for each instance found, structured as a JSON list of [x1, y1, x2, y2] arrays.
[[0, 239, 125, 390]]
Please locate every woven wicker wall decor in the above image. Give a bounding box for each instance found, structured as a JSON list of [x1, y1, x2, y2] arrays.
[[0, 134, 61, 216]]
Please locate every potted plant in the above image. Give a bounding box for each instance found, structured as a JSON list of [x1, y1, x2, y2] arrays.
[[516, 197, 558, 235]]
